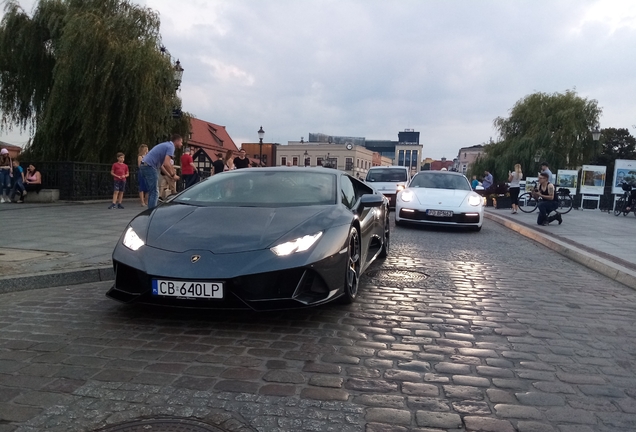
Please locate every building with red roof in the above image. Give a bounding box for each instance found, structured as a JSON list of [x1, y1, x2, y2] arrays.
[[187, 118, 240, 174], [430, 158, 455, 171]]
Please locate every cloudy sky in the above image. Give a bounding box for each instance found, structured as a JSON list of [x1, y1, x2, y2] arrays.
[[2, 0, 636, 159]]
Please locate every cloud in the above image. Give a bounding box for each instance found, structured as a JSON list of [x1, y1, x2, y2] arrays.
[[2, 0, 636, 160]]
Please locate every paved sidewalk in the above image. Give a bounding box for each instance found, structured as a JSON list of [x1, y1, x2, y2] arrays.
[[485, 206, 636, 289], [0, 200, 143, 292]]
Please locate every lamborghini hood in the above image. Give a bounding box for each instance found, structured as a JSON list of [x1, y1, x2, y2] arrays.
[[144, 204, 334, 254]]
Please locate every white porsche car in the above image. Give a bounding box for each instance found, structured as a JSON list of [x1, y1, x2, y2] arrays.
[[395, 171, 484, 231]]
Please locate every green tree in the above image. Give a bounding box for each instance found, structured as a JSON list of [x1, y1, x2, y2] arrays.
[[592, 127, 636, 189], [0, 0, 188, 162], [471, 90, 601, 182]]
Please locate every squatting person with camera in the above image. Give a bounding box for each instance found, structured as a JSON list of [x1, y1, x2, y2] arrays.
[[532, 172, 562, 226]]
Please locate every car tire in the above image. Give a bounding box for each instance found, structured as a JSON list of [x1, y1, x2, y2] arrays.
[[471, 225, 482, 232], [341, 226, 361, 304], [379, 213, 390, 258]]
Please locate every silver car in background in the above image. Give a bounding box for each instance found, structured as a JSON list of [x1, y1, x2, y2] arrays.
[[365, 166, 410, 208]]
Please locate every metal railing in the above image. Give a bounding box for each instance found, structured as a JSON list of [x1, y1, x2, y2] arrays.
[[22, 162, 142, 201]]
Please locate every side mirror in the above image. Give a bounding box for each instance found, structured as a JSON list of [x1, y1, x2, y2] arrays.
[[359, 194, 383, 208]]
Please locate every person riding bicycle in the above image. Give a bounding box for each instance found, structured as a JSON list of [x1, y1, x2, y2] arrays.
[[531, 172, 562, 226]]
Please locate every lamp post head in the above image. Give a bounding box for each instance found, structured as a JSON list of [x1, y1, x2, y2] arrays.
[[534, 150, 542, 163], [258, 126, 265, 143], [173, 60, 184, 90], [591, 126, 601, 141]]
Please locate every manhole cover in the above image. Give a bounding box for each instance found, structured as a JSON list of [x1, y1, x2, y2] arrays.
[[365, 268, 428, 286], [95, 418, 230, 432]]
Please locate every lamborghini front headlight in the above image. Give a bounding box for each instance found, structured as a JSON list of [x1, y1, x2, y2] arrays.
[[271, 232, 323, 256], [122, 227, 144, 251]]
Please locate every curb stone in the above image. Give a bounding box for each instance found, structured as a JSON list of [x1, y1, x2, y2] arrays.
[[0, 265, 113, 294]]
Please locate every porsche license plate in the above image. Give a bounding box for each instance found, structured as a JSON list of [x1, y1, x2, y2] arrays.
[[152, 280, 223, 299], [427, 210, 453, 217]]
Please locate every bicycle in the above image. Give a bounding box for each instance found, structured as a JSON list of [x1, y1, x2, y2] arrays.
[[518, 182, 573, 214], [614, 182, 636, 217]]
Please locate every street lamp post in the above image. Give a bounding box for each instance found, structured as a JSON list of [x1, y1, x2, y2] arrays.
[[591, 126, 601, 164], [173, 60, 184, 91], [160, 46, 185, 118], [258, 126, 265, 167]]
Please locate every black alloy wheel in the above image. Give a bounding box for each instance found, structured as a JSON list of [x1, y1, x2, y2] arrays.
[[341, 226, 361, 304]]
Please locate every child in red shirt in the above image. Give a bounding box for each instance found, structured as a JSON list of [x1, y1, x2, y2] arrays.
[[109, 152, 129, 209]]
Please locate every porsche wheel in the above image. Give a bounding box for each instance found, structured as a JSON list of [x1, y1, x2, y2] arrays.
[[379, 213, 390, 258], [341, 226, 361, 304]]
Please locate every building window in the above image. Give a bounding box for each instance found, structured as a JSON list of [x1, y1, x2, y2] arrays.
[[292, 157, 298, 166], [317, 157, 323, 166], [464, 152, 467, 158], [411, 150, 418, 168], [281, 156, 287, 166], [462, 164, 467, 173], [262, 155, 267, 166], [305, 157, 310, 166], [345, 157, 353, 171], [405, 150, 411, 168], [398, 150, 405, 166]]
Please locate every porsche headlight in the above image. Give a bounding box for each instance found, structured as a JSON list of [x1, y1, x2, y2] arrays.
[[400, 190, 414, 202], [271, 232, 323, 256], [468, 195, 482, 206], [122, 227, 144, 251]]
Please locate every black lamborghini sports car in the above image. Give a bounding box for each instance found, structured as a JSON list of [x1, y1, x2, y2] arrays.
[[106, 167, 390, 310]]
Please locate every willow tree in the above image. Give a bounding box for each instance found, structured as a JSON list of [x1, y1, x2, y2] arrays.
[[471, 90, 602, 181], [0, 0, 187, 162]]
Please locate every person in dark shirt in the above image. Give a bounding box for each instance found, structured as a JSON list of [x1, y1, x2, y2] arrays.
[[233, 149, 251, 169], [212, 153, 225, 175]]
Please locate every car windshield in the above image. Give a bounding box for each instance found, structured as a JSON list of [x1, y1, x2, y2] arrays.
[[174, 170, 337, 207], [366, 168, 407, 182], [410, 173, 471, 191]]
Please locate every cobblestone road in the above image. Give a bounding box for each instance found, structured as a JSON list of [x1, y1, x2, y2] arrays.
[[1, 220, 635, 431]]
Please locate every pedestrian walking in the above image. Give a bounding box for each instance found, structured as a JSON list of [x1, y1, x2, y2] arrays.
[[540, 161, 553, 183], [224, 149, 235, 171], [137, 144, 149, 207], [109, 152, 129, 209], [0, 148, 12, 203], [9, 159, 25, 203], [233, 149, 250, 169], [212, 153, 225, 175], [482, 170, 493, 191], [531, 172, 561, 226], [139, 134, 183, 209], [180, 147, 199, 188], [508, 164, 523, 214]]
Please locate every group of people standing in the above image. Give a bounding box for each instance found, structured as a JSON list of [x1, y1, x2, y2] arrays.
[[0, 148, 43, 204], [477, 161, 561, 226], [110, 135, 254, 211]]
